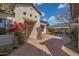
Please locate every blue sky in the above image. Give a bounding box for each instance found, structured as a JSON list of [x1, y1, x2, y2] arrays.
[[36, 3, 70, 26]]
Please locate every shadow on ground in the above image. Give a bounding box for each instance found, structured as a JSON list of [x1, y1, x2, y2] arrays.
[[10, 42, 50, 56], [42, 37, 69, 56]]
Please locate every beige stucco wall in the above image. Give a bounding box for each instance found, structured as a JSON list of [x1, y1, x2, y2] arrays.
[[14, 4, 41, 39]]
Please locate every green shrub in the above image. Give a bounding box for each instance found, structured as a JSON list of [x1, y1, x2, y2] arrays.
[[69, 27, 78, 41], [67, 27, 78, 52], [14, 30, 25, 45]]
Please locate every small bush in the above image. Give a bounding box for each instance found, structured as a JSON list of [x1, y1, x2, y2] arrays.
[[67, 27, 78, 52], [14, 30, 25, 45]]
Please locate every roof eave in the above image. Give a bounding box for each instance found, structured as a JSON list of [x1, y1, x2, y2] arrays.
[[32, 4, 42, 15]]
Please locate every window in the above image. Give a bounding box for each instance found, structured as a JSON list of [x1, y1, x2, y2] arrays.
[[0, 19, 13, 35], [0, 19, 6, 35], [23, 12, 27, 15], [41, 25, 45, 29], [7, 20, 13, 27], [30, 14, 32, 17], [41, 25, 45, 31], [8, 20, 12, 23], [30, 8, 33, 11], [35, 16, 37, 18], [0, 20, 3, 23]]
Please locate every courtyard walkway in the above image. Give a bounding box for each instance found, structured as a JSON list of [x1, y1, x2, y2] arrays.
[[10, 34, 71, 56]]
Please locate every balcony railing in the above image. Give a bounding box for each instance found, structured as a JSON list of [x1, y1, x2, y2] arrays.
[[0, 4, 15, 15]]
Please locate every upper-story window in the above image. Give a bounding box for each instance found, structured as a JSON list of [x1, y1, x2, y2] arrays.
[[30, 14, 32, 17], [23, 12, 27, 15], [30, 8, 33, 11], [35, 16, 37, 18]]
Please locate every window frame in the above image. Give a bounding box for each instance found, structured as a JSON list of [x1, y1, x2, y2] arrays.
[[35, 16, 37, 18], [23, 11, 27, 15], [30, 14, 32, 17]]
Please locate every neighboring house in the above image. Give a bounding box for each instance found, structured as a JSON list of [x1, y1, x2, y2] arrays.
[[53, 23, 70, 33], [0, 4, 14, 35], [40, 20, 47, 34], [0, 4, 15, 46], [53, 22, 78, 33]]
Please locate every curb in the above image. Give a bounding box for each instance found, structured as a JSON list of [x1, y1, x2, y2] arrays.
[[61, 46, 79, 56]]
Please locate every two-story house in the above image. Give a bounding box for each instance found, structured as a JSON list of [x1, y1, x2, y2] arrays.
[[14, 3, 42, 39]]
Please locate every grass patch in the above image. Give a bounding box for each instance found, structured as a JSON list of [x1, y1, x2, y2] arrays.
[[0, 36, 22, 56], [0, 45, 13, 56], [0, 30, 25, 56], [0, 40, 21, 56]]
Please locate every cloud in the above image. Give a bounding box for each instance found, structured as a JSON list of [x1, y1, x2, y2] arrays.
[[37, 3, 43, 6], [58, 3, 68, 9], [41, 11, 45, 16], [48, 16, 56, 22], [47, 16, 57, 26], [47, 16, 69, 26], [42, 18, 47, 21]]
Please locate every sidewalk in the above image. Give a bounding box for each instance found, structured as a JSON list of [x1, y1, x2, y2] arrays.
[[10, 34, 71, 56], [30, 34, 62, 43]]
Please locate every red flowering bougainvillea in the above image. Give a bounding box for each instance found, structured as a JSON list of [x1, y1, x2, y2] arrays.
[[48, 28, 52, 32], [7, 18, 36, 33], [7, 20, 29, 32]]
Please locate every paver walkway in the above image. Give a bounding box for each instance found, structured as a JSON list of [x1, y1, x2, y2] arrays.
[[10, 34, 71, 56]]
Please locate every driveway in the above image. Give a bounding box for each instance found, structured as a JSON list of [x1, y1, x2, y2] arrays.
[[10, 34, 71, 56]]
